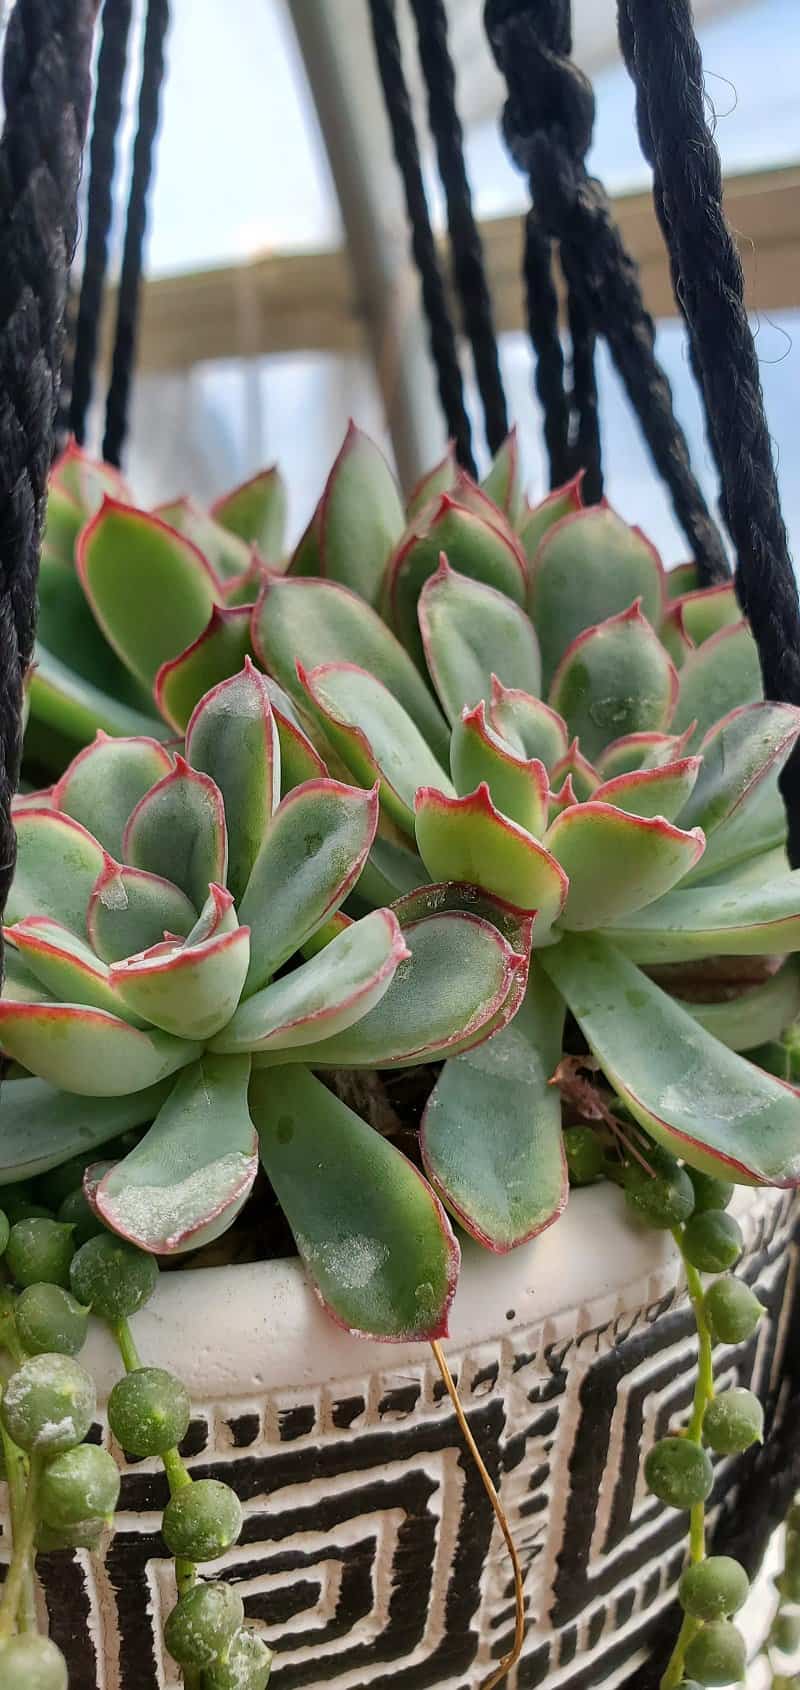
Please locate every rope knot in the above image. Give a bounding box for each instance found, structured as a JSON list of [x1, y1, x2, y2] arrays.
[[484, 3, 594, 169]]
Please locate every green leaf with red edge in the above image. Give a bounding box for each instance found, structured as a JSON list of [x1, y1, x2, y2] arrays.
[[51, 441, 130, 513], [529, 506, 665, 688], [184, 883, 237, 945], [212, 908, 408, 1053], [43, 483, 84, 569], [387, 496, 528, 666], [290, 424, 405, 607], [154, 605, 253, 732], [549, 601, 678, 764], [450, 702, 549, 833], [487, 678, 568, 769], [417, 558, 541, 723], [0, 1002, 201, 1096], [519, 474, 583, 563], [421, 970, 566, 1251], [109, 925, 251, 1039], [547, 802, 704, 929], [2, 942, 54, 1005], [153, 496, 251, 581], [52, 733, 173, 860], [212, 465, 288, 566], [185, 662, 280, 902], [541, 933, 800, 1186], [253, 575, 449, 764], [685, 767, 787, 887], [296, 660, 452, 837], [93, 1054, 257, 1253], [77, 501, 222, 690], [250, 1063, 459, 1341], [7, 809, 106, 935], [355, 834, 428, 906], [671, 620, 762, 743], [415, 784, 567, 937], [260, 678, 327, 792], [255, 908, 526, 1069], [604, 872, 800, 962], [87, 860, 196, 963], [549, 739, 600, 802], [665, 562, 700, 600], [122, 758, 227, 909], [677, 961, 800, 1053], [28, 644, 163, 760], [0, 1076, 174, 1183], [4, 918, 145, 1023], [597, 728, 693, 779], [678, 703, 800, 839], [480, 428, 525, 527], [406, 446, 457, 520], [591, 757, 701, 821], [222, 553, 263, 606], [239, 779, 379, 993], [661, 583, 741, 669]]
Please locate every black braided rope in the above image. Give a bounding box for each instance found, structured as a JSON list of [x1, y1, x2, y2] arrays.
[[483, 0, 729, 582], [0, 0, 93, 940], [621, 0, 800, 864], [70, 0, 133, 445], [367, 0, 476, 476], [102, 0, 167, 466], [407, 0, 508, 457], [562, 242, 602, 501], [522, 208, 571, 488]]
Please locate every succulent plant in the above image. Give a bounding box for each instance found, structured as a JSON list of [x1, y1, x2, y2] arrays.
[[11, 422, 800, 1296], [3, 661, 533, 1341]]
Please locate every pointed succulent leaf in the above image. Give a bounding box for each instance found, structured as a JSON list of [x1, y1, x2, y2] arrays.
[[52, 733, 173, 860], [293, 424, 405, 607], [297, 659, 452, 836], [604, 872, 800, 961], [109, 926, 251, 1039], [355, 834, 428, 905], [666, 582, 741, 652], [87, 860, 196, 963], [549, 601, 678, 763], [123, 758, 227, 909], [480, 428, 525, 526], [666, 562, 700, 599], [240, 779, 379, 992], [421, 970, 566, 1250], [659, 600, 694, 669], [671, 620, 762, 743], [251, 1064, 459, 1341], [2, 942, 53, 1004], [255, 909, 525, 1069], [387, 496, 527, 666], [387, 883, 533, 1041], [28, 645, 163, 756], [548, 775, 579, 819], [686, 766, 787, 887], [0, 1077, 174, 1183], [154, 605, 253, 732], [212, 909, 408, 1052], [418, 558, 541, 724], [546, 803, 704, 930], [253, 575, 449, 764], [51, 441, 130, 513], [542, 933, 800, 1185], [185, 662, 280, 901], [529, 507, 665, 687], [261, 679, 328, 792], [212, 465, 288, 565], [596, 730, 688, 780], [0, 1002, 201, 1096], [406, 445, 457, 519], [678, 703, 800, 839], [184, 883, 237, 946], [450, 702, 549, 833], [154, 496, 251, 581], [487, 678, 568, 768], [519, 473, 583, 563], [43, 481, 83, 569], [549, 738, 600, 801], [7, 809, 106, 935], [415, 784, 568, 935], [447, 470, 520, 533], [677, 961, 800, 1053], [4, 917, 145, 1023], [94, 1054, 257, 1253], [592, 757, 701, 821], [77, 501, 222, 689]]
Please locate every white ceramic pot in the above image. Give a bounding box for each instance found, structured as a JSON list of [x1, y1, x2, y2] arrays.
[[26, 1182, 797, 1689]]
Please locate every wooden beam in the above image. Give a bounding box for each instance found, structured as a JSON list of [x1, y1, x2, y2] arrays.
[[102, 165, 800, 376]]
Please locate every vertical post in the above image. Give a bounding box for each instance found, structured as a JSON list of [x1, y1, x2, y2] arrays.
[[285, 0, 446, 491]]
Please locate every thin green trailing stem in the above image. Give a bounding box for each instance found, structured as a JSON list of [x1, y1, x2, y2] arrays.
[[0, 1452, 42, 1640], [659, 1229, 717, 1690], [0, 1312, 37, 1631]]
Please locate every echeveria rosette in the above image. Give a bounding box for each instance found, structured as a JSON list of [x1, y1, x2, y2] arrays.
[[3, 664, 531, 1341], [27, 440, 289, 777]]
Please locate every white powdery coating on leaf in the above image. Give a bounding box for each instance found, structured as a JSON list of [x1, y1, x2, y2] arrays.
[[105, 1153, 253, 1248], [305, 1235, 390, 1290], [100, 877, 129, 910]]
